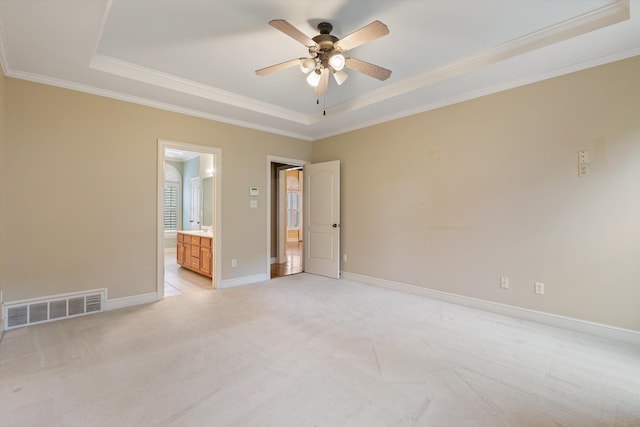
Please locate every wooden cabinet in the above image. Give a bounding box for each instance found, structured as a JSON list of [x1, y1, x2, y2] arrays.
[[177, 232, 213, 278], [200, 246, 212, 276], [177, 235, 186, 265]]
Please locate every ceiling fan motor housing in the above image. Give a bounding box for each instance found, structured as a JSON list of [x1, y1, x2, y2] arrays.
[[312, 22, 340, 68]]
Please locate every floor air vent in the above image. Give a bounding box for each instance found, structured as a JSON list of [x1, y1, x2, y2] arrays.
[[3, 289, 106, 330]]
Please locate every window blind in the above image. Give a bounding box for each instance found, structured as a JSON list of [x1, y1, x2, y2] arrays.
[[164, 183, 179, 231], [287, 191, 300, 228]]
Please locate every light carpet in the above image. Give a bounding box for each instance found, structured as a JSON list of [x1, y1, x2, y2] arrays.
[[1, 273, 639, 426]]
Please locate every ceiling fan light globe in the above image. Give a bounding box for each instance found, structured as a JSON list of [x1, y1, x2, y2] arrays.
[[333, 70, 349, 86], [299, 58, 316, 74], [306, 71, 321, 87], [329, 54, 345, 71]]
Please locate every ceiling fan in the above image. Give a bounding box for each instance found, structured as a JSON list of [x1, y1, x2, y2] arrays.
[[256, 19, 392, 96]]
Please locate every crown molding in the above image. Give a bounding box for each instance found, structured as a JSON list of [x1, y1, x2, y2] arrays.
[[312, 45, 640, 141], [0, 0, 632, 142], [311, 0, 630, 123], [88, 1, 630, 130], [89, 54, 310, 125], [92, 0, 113, 59], [6, 69, 312, 141]]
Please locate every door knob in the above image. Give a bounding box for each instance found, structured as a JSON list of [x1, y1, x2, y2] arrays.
[[332, 224, 338, 228]]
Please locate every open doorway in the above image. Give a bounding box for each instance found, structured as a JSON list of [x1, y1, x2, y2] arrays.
[[267, 156, 308, 279], [157, 140, 221, 299]]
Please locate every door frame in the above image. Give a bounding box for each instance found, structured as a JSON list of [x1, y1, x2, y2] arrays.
[[266, 155, 308, 280], [157, 139, 222, 298]]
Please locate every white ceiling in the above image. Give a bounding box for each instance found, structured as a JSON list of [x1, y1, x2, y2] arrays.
[[1, 1, 639, 141]]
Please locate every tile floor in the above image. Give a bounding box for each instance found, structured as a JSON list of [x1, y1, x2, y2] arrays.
[[1, 273, 639, 426], [164, 248, 213, 297]]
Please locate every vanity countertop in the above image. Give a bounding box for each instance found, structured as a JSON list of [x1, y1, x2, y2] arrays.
[[178, 230, 213, 237]]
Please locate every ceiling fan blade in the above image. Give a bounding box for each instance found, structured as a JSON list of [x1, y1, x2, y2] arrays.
[[334, 20, 389, 52], [345, 57, 392, 81], [269, 19, 318, 48], [314, 68, 329, 96], [255, 59, 301, 76]]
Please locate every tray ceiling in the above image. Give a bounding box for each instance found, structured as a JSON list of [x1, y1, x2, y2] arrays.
[[0, 1, 639, 140]]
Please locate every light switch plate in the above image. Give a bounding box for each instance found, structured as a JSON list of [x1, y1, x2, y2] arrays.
[[578, 164, 590, 177], [578, 150, 589, 164], [250, 200, 258, 208]]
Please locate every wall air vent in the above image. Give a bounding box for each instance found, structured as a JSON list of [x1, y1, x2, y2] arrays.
[[3, 289, 106, 330]]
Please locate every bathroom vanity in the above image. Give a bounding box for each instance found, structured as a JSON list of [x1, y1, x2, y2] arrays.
[[177, 231, 213, 278]]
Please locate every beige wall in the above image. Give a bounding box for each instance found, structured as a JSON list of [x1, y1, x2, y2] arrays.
[[3, 56, 639, 331], [2, 78, 311, 301], [313, 56, 640, 331]]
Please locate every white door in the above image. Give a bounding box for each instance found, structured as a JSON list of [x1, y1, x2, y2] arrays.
[[304, 160, 340, 278], [190, 177, 201, 230]]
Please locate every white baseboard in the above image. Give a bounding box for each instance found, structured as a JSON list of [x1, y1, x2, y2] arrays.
[[105, 292, 158, 311], [220, 273, 268, 289], [341, 272, 640, 346]]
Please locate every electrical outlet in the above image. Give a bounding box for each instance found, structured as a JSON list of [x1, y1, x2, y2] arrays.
[[535, 282, 544, 295], [500, 277, 509, 289], [232, 259, 237, 268], [343, 254, 347, 263], [578, 164, 590, 177]]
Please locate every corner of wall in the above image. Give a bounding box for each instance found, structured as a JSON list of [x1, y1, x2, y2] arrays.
[[0, 70, 6, 333]]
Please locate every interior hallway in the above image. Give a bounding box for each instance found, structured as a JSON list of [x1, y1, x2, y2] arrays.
[[1, 273, 639, 426]]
